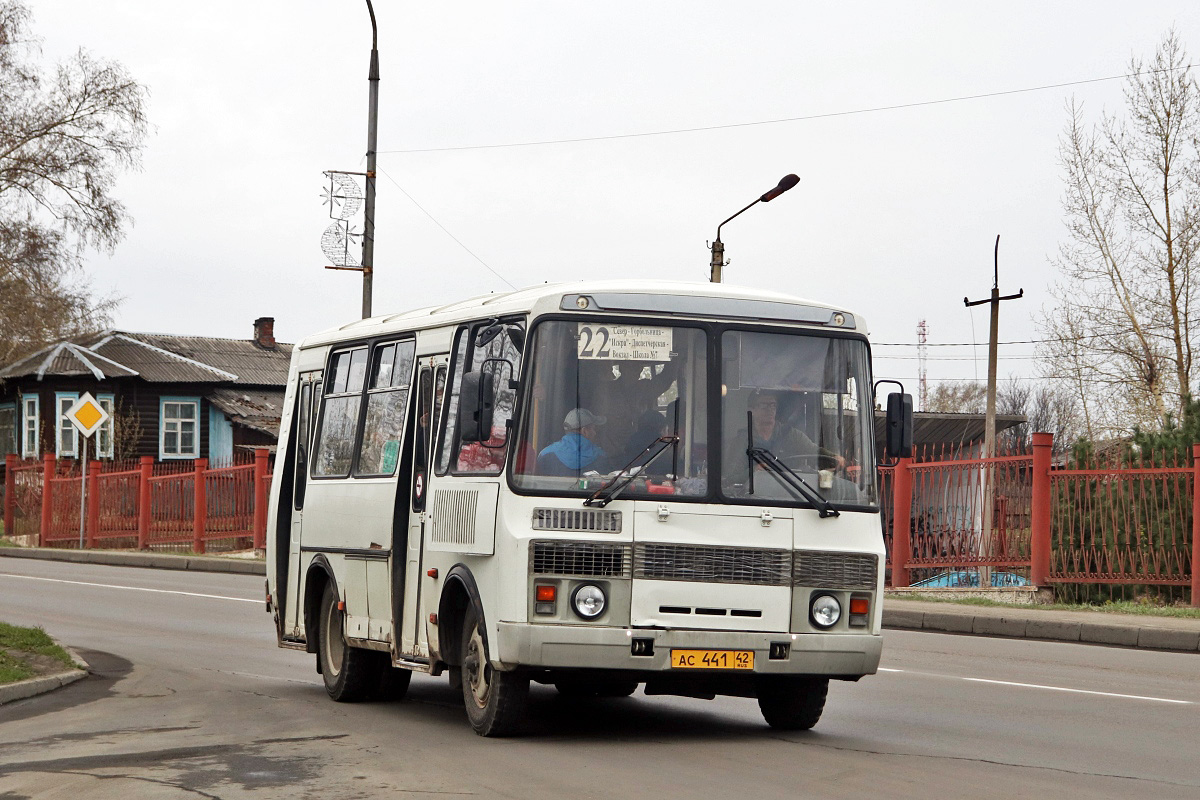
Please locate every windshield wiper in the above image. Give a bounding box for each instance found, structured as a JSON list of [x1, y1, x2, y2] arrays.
[[747, 445, 840, 518], [584, 435, 679, 508]]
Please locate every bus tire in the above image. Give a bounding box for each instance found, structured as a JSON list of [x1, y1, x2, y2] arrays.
[[376, 666, 413, 701], [755, 676, 828, 730], [318, 582, 381, 702], [461, 605, 528, 736]]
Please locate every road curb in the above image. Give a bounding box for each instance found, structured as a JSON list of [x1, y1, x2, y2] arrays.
[[883, 604, 1200, 654], [0, 546, 265, 576], [0, 645, 90, 706]]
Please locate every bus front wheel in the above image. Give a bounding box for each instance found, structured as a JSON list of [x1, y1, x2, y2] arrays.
[[755, 676, 828, 730], [460, 605, 528, 736], [318, 582, 381, 702]]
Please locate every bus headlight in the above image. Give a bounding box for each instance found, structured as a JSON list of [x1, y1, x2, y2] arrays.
[[571, 584, 607, 620], [810, 594, 841, 629]]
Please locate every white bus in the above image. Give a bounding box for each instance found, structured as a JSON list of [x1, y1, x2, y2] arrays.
[[266, 280, 911, 736]]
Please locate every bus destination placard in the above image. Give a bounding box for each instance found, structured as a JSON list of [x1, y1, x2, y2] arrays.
[[577, 324, 673, 361]]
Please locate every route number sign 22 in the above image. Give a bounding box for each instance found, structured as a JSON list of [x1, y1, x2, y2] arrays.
[[577, 324, 673, 361]]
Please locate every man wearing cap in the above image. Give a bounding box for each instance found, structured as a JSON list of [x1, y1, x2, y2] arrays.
[[537, 408, 609, 476]]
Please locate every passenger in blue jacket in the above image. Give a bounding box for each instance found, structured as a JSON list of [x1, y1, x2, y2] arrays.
[[537, 408, 608, 476]]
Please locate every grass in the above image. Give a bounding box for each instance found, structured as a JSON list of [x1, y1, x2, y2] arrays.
[[889, 592, 1200, 619], [0, 622, 79, 685], [0, 537, 17, 547]]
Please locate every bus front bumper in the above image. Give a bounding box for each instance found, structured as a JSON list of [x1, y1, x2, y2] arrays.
[[495, 622, 882, 677]]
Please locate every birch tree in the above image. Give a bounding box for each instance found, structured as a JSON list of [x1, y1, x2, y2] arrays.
[[1041, 30, 1200, 435], [0, 1, 146, 364]]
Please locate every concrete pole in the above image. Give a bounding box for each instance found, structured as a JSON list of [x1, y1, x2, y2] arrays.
[[361, 0, 380, 319]]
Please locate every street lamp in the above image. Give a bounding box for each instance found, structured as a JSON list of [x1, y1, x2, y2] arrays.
[[709, 173, 800, 283]]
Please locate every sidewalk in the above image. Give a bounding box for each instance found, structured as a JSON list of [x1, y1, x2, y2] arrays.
[[883, 596, 1200, 653], [2, 547, 1198, 653]]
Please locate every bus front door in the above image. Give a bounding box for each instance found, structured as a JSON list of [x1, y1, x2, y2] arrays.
[[398, 358, 447, 657]]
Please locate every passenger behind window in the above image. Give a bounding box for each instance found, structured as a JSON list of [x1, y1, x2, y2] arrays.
[[536, 408, 608, 476]]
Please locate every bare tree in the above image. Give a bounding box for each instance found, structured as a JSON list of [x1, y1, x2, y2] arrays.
[[926, 378, 1081, 455], [0, 1, 146, 364], [1041, 30, 1200, 435]]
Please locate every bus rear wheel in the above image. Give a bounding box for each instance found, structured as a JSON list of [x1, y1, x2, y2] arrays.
[[461, 605, 528, 736], [318, 582, 381, 702], [755, 676, 828, 730]]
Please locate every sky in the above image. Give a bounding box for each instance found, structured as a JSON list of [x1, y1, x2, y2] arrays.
[[27, 1, 1200, 405]]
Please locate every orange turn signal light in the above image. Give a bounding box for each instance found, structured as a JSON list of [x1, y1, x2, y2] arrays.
[[535, 585, 556, 603], [849, 597, 870, 615]]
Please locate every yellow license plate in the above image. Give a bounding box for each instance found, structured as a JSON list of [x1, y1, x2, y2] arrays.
[[670, 649, 755, 670]]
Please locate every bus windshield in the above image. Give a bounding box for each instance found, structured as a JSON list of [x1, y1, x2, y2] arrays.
[[511, 320, 709, 498], [720, 329, 876, 507]]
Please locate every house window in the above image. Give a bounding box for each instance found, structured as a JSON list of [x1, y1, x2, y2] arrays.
[[0, 403, 16, 457], [56, 392, 79, 458], [21, 395, 39, 458], [96, 394, 115, 459], [160, 397, 200, 459]]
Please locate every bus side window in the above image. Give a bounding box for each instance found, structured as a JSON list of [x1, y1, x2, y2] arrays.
[[438, 320, 524, 476]]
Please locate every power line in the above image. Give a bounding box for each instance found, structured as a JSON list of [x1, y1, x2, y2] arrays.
[[873, 338, 1072, 347], [376, 167, 517, 290], [378, 64, 1191, 154]]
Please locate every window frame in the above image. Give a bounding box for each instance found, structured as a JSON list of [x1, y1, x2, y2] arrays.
[[55, 392, 79, 458], [435, 316, 526, 478], [0, 402, 16, 458], [21, 394, 39, 459], [353, 338, 417, 478], [96, 393, 115, 459], [159, 396, 201, 460]]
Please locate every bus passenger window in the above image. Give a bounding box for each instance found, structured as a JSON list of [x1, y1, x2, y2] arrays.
[[357, 340, 416, 476], [313, 345, 369, 477]]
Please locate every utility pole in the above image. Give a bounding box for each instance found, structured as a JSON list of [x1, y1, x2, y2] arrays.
[[964, 235, 1022, 586], [361, 0, 380, 319]]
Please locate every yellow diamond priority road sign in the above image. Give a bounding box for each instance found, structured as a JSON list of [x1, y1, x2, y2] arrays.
[[66, 392, 110, 438]]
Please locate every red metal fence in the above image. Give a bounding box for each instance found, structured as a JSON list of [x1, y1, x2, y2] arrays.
[[4, 435, 1198, 603], [3, 451, 271, 553], [886, 434, 1198, 605]]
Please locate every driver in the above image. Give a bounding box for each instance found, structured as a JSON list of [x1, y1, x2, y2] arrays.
[[732, 390, 845, 471]]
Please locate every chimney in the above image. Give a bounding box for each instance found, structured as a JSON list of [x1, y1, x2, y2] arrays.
[[253, 317, 276, 349]]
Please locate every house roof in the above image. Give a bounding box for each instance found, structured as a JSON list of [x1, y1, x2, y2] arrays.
[[206, 387, 286, 437], [0, 331, 292, 386]]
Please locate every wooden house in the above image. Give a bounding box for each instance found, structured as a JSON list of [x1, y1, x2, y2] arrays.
[[0, 318, 291, 464]]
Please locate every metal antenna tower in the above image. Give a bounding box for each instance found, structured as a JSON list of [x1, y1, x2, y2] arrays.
[[917, 319, 928, 411]]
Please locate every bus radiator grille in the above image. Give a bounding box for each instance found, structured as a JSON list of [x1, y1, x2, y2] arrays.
[[530, 541, 632, 578], [633, 543, 791, 586], [531, 508, 622, 533], [793, 552, 878, 590]]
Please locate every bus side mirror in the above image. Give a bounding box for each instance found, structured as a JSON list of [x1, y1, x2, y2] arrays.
[[459, 370, 495, 443], [886, 392, 913, 459]]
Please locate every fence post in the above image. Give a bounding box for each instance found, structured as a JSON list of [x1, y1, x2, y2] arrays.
[[193, 458, 207, 554], [1192, 444, 1200, 608], [40, 454, 54, 547], [253, 448, 268, 550], [891, 456, 913, 587], [3, 453, 15, 540], [137, 456, 153, 550], [86, 460, 101, 548], [1031, 432, 1053, 587]]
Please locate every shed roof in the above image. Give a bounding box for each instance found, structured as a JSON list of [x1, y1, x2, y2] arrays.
[[206, 387, 286, 437]]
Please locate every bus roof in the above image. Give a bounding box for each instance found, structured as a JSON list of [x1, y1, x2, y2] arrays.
[[298, 279, 863, 349]]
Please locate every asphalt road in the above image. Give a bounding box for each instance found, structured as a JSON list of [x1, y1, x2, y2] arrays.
[[0, 558, 1197, 800]]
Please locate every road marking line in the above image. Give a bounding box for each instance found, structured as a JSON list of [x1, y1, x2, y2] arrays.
[[878, 665, 1192, 704], [0, 572, 260, 604], [961, 677, 1193, 704]]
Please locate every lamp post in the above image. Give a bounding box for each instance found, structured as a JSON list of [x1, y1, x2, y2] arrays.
[[361, 0, 380, 319], [709, 173, 800, 283]]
